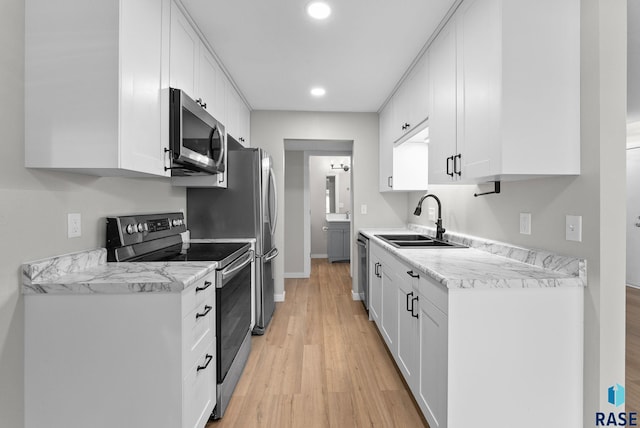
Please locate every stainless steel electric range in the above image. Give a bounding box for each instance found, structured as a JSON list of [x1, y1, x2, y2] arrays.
[[106, 212, 252, 420]]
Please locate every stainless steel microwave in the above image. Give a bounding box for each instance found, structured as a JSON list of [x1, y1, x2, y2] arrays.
[[169, 88, 225, 176]]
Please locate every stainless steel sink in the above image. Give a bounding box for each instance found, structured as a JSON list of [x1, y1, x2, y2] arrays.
[[375, 234, 466, 249]]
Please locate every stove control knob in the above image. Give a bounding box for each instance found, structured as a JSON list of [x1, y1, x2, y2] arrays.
[[126, 224, 135, 235], [172, 219, 180, 227], [137, 223, 145, 233]]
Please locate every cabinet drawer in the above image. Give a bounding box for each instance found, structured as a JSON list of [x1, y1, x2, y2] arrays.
[[183, 341, 216, 428], [182, 271, 216, 316], [183, 299, 215, 376]]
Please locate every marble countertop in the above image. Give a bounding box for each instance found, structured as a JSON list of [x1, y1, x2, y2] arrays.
[[359, 226, 586, 289], [23, 248, 218, 295]]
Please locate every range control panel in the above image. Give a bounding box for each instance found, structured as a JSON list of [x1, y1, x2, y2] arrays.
[[106, 212, 187, 248]]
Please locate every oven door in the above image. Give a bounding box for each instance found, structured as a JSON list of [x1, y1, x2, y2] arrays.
[[215, 250, 253, 383], [170, 88, 225, 175]]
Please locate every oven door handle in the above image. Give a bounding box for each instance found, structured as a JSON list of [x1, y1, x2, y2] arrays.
[[219, 250, 254, 284], [262, 247, 279, 262]]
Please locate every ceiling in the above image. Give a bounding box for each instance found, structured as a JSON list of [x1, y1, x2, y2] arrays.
[[181, 0, 458, 112]]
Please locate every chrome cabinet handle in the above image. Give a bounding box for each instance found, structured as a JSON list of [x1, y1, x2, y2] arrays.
[[388, 176, 393, 188]]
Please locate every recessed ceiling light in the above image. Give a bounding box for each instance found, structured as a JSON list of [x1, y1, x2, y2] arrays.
[[310, 87, 326, 97], [306, 2, 331, 20]]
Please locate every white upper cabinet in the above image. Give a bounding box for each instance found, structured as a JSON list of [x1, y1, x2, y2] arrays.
[[225, 86, 251, 147], [25, 0, 171, 177], [379, 49, 430, 192], [428, 20, 459, 184], [428, 0, 580, 184], [169, 1, 199, 100]]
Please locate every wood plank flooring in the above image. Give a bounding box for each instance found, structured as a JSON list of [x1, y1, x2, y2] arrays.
[[207, 258, 428, 428], [627, 286, 640, 413]]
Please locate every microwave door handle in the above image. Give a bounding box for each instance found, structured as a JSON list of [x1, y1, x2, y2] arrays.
[[268, 167, 278, 237]]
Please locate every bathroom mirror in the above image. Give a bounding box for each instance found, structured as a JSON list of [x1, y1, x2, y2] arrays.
[[325, 174, 337, 213]]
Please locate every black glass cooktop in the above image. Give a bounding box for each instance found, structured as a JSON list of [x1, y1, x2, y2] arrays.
[[133, 242, 249, 263]]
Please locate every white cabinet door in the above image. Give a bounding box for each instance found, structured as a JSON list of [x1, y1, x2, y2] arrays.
[[429, 19, 459, 185], [225, 85, 240, 141], [380, 263, 398, 353], [418, 294, 448, 428], [456, 0, 500, 179], [119, 0, 169, 177], [396, 270, 419, 391], [379, 100, 395, 192], [197, 48, 219, 116], [169, 2, 199, 99], [238, 101, 251, 147], [369, 251, 383, 325], [408, 52, 430, 130]]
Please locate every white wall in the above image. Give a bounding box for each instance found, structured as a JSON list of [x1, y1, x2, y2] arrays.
[[251, 111, 408, 297], [0, 2, 187, 426], [409, 0, 626, 419], [284, 151, 305, 275]]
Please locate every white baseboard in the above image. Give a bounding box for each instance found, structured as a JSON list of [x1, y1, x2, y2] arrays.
[[628, 283, 640, 289], [274, 291, 286, 302], [311, 253, 328, 259], [351, 290, 362, 301], [284, 272, 309, 278]]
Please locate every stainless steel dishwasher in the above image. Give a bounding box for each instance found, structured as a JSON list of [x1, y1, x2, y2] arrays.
[[356, 233, 369, 311]]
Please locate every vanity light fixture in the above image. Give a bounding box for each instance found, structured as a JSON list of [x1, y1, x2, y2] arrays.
[[310, 87, 326, 97], [330, 160, 350, 172], [306, 1, 331, 20]]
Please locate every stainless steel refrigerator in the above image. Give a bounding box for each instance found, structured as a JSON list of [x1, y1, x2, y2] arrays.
[[187, 141, 278, 335]]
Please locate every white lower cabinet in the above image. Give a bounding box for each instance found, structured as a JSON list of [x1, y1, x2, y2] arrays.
[[25, 273, 217, 428], [367, 240, 583, 428]]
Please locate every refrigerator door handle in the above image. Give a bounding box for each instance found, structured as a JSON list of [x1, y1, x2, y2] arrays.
[[262, 247, 279, 262], [268, 166, 278, 237]]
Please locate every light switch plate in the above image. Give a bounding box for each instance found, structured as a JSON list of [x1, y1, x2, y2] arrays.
[[428, 208, 436, 222], [566, 215, 582, 242], [68, 213, 81, 238], [520, 213, 531, 235], [360, 204, 367, 215]]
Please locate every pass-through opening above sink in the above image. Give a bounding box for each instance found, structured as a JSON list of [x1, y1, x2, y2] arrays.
[[375, 234, 467, 249]]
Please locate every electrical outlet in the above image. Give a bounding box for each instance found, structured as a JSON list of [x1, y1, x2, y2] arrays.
[[68, 213, 81, 238], [360, 204, 367, 215], [566, 215, 582, 242], [428, 207, 436, 221], [520, 213, 531, 235]]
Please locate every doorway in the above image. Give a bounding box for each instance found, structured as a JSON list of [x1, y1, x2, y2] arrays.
[[628, 146, 640, 287], [283, 140, 354, 278]]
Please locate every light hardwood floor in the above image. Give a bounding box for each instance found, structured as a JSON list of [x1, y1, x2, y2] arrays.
[[628, 286, 640, 413], [207, 258, 428, 428]]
